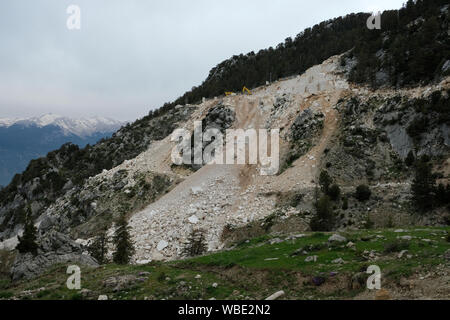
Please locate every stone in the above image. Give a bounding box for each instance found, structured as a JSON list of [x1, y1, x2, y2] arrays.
[[157, 240, 169, 251], [103, 275, 137, 292], [195, 274, 202, 279], [269, 238, 283, 245], [212, 283, 218, 288], [442, 60, 450, 73], [398, 235, 412, 241], [98, 295, 108, 300], [191, 186, 203, 195], [351, 272, 366, 290], [444, 249, 450, 261], [80, 289, 92, 298], [10, 230, 98, 281], [305, 255, 318, 262], [265, 290, 285, 300], [399, 278, 414, 289], [328, 234, 347, 243], [397, 250, 408, 259], [188, 215, 199, 224], [332, 258, 345, 264], [346, 241, 355, 248]]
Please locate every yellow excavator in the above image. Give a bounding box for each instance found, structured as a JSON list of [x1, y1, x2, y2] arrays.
[[242, 86, 252, 95], [225, 86, 252, 96]]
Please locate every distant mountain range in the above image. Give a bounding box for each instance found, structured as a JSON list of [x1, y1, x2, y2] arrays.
[[0, 114, 124, 186]]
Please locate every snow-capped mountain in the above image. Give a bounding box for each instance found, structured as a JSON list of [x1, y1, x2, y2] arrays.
[[0, 114, 125, 186], [0, 114, 124, 137]]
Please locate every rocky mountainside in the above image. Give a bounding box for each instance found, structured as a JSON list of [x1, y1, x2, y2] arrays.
[[0, 0, 449, 282]]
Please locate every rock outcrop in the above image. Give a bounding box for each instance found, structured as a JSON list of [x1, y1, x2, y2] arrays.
[[10, 230, 98, 281]]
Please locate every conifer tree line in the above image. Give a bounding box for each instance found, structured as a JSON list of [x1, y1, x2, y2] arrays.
[[411, 155, 450, 212], [15, 207, 136, 264], [87, 214, 135, 265], [165, 0, 448, 109]]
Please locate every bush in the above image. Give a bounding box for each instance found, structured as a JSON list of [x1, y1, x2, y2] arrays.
[[407, 116, 429, 139], [364, 215, 375, 229], [342, 197, 348, 210], [411, 157, 436, 211], [405, 151, 415, 167], [435, 183, 450, 206], [328, 184, 341, 201], [0, 291, 13, 299], [319, 170, 332, 194], [157, 272, 167, 282], [355, 185, 371, 202], [289, 192, 304, 208]]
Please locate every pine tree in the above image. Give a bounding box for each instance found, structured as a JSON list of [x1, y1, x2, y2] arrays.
[[319, 170, 332, 194], [405, 151, 415, 167], [112, 214, 135, 265], [355, 185, 371, 202], [182, 229, 207, 257], [88, 227, 109, 264], [411, 157, 436, 211], [310, 195, 335, 231], [328, 184, 341, 201], [16, 205, 38, 255]]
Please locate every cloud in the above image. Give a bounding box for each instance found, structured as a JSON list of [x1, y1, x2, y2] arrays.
[[0, 0, 405, 121]]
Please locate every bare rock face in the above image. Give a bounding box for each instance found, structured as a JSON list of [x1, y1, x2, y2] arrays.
[[10, 230, 98, 281]]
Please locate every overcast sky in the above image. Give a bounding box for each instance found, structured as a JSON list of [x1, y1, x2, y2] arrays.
[[0, 0, 405, 121]]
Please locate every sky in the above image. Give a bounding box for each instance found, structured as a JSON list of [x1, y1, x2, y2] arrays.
[[0, 0, 405, 122]]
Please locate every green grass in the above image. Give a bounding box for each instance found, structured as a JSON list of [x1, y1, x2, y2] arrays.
[[1, 227, 449, 300]]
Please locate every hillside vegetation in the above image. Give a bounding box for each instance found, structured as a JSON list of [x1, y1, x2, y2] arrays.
[[1, 227, 449, 300]]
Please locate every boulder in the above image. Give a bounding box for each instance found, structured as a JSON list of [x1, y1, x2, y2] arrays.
[[444, 249, 450, 261], [10, 230, 98, 281], [332, 258, 345, 264], [305, 255, 318, 262], [265, 290, 285, 300], [157, 240, 168, 251], [103, 275, 137, 292], [188, 215, 199, 224], [328, 234, 347, 243], [397, 250, 408, 259]]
